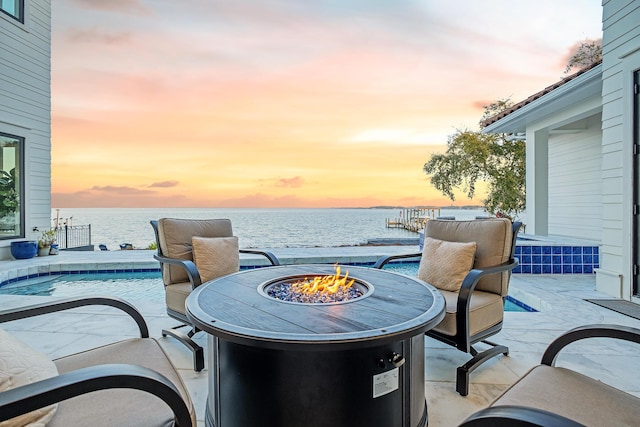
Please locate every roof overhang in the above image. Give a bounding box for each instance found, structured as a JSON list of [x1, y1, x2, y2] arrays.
[[483, 64, 603, 134]]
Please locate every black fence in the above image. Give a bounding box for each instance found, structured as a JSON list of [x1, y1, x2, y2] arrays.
[[54, 225, 93, 251]]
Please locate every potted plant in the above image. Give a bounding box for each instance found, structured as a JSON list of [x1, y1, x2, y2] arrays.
[[38, 229, 56, 256]]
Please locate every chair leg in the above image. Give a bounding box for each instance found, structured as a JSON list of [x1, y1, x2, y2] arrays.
[[162, 326, 205, 372], [456, 343, 509, 396]]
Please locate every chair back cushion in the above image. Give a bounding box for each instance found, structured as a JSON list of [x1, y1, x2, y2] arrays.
[[192, 236, 240, 282], [424, 218, 513, 296], [0, 327, 58, 426], [157, 218, 233, 285], [418, 238, 477, 292]]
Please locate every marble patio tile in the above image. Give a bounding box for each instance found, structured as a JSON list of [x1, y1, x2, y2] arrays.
[[425, 382, 502, 427], [178, 368, 209, 423]]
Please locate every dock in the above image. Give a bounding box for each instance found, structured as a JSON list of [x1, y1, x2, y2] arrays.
[[385, 207, 441, 232]]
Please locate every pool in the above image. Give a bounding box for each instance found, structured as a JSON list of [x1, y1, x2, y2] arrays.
[[0, 265, 537, 312]]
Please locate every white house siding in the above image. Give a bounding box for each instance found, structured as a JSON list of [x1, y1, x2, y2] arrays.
[[0, 1, 52, 259], [598, 0, 640, 298], [547, 115, 603, 240]]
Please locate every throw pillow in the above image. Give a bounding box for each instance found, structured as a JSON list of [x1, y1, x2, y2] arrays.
[[192, 236, 240, 283], [0, 327, 58, 427], [418, 237, 477, 292]]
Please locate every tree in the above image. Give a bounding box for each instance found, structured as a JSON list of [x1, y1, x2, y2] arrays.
[[564, 39, 602, 74], [423, 99, 526, 220]]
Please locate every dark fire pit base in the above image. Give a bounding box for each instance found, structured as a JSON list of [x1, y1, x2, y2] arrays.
[[206, 334, 427, 427]]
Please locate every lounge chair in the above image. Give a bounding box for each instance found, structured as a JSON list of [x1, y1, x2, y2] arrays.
[[373, 218, 521, 395], [459, 324, 640, 426], [0, 296, 195, 426], [150, 218, 280, 372]]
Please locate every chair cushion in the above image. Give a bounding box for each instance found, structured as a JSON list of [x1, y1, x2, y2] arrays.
[[192, 236, 240, 283], [492, 365, 640, 426], [158, 218, 233, 285], [51, 338, 196, 427], [0, 327, 58, 427], [425, 218, 512, 296], [418, 237, 477, 292], [165, 282, 193, 315], [430, 289, 504, 337]]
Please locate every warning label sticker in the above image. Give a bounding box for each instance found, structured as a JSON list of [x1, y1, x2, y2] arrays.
[[372, 367, 399, 398]]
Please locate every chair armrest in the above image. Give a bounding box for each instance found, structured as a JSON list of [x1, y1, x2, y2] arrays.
[[459, 405, 586, 426], [541, 324, 640, 366], [0, 296, 149, 338], [457, 258, 519, 309], [239, 249, 281, 266], [372, 252, 422, 269], [0, 364, 192, 427], [154, 254, 202, 287]]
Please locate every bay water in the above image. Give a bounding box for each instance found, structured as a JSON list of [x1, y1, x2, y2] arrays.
[[52, 207, 487, 250]]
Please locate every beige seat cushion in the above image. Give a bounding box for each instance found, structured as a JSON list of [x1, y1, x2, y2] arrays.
[[418, 237, 477, 292], [0, 327, 58, 427], [192, 236, 239, 283], [492, 365, 640, 426], [431, 289, 504, 337], [165, 282, 193, 315], [51, 338, 195, 427]]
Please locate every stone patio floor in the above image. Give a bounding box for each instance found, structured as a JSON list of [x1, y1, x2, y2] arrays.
[[1, 248, 639, 426]]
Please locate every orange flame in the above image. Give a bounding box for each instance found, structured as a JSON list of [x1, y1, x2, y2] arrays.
[[291, 264, 355, 295]]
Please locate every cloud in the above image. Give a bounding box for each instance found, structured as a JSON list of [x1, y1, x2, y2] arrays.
[[66, 27, 133, 45], [90, 185, 156, 196], [276, 176, 304, 188], [69, 0, 151, 14], [149, 181, 179, 188]]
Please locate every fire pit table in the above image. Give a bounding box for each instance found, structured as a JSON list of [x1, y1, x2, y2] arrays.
[[186, 264, 445, 427]]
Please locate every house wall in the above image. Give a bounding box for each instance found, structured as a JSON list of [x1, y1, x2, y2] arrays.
[[599, 0, 640, 298], [547, 114, 603, 240], [0, 1, 52, 260]]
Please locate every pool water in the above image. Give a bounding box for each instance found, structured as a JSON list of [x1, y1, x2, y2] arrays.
[[0, 265, 536, 311], [0, 271, 165, 302]]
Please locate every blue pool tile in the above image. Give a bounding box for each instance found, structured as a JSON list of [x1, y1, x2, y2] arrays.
[[531, 246, 541, 254], [521, 255, 531, 264], [562, 265, 573, 274], [532, 255, 541, 264], [513, 265, 522, 274], [562, 246, 572, 255], [552, 246, 562, 254], [593, 255, 599, 264], [572, 246, 582, 255], [593, 247, 599, 255], [583, 247, 593, 254], [542, 246, 551, 254], [572, 265, 583, 274], [552, 255, 562, 264], [572, 255, 582, 264], [521, 246, 531, 255], [583, 265, 593, 274], [553, 264, 562, 274], [521, 265, 532, 274], [542, 255, 551, 264], [562, 255, 573, 264], [584, 254, 592, 263], [532, 265, 542, 274], [542, 264, 552, 274], [514, 246, 522, 255]]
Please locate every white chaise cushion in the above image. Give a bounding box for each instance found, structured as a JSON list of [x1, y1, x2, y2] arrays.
[[0, 327, 58, 426]]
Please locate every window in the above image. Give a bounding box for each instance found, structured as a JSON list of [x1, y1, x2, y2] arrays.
[[0, 0, 23, 22], [0, 132, 23, 239]]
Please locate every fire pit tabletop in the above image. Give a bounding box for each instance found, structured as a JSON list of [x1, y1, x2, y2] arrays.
[[186, 264, 445, 350]]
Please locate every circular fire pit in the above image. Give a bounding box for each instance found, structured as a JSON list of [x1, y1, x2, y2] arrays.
[[186, 264, 445, 427], [260, 272, 372, 304]]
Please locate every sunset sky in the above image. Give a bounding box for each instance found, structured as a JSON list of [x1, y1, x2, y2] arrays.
[[51, 0, 603, 208]]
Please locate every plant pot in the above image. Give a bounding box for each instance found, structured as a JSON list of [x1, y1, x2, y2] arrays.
[[10, 241, 38, 259], [38, 247, 50, 257]]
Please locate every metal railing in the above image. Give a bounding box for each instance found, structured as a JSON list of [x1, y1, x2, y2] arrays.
[[54, 225, 92, 250]]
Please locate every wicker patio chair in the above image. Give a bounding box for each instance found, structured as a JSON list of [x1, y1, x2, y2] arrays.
[[373, 218, 521, 395], [150, 218, 280, 372], [0, 296, 195, 426]]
